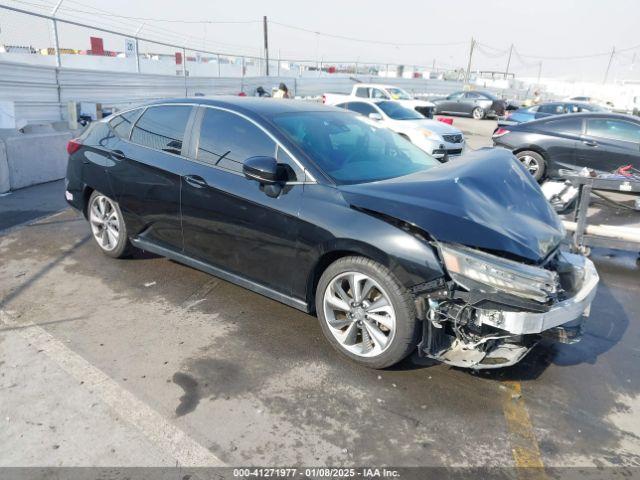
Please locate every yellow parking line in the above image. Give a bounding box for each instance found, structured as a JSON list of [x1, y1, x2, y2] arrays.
[[501, 381, 548, 480]]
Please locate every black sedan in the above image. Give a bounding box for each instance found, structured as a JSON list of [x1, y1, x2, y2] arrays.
[[433, 90, 506, 120], [493, 112, 640, 180], [64, 97, 598, 370]]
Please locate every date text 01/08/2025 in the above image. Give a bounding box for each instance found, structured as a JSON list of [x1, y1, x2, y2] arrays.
[[232, 468, 401, 478]]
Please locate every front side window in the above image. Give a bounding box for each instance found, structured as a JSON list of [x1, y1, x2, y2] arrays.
[[131, 105, 192, 155], [376, 101, 423, 120], [109, 108, 142, 140], [386, 87, 412, 100], [586, 119, 640, 143], [272, 111, 440, 185], [197, 108, 276, 173]]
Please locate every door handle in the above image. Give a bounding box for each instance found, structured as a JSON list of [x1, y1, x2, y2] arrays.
[[184, 175, 208, 188], [110, 149, 125, 160], [582, 140, 598, 147]]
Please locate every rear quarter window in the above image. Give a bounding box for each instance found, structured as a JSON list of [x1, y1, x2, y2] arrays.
[[109, 108, 143, 140]]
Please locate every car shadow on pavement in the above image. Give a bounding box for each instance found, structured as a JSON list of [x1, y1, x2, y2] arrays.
[[387, 281, 629, 382], [482, 282, 629, 382]]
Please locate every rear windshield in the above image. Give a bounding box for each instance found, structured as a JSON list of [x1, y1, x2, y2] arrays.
[[272, 111, 440, 185]]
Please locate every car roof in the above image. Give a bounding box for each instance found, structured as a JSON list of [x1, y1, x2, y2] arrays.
[[353, 83, 399, 89], [146, 96, 343, 118], [519, 111, 640, 127]]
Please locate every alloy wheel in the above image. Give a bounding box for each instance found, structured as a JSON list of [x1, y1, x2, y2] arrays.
[[519, 155, 540, 175], [322, 272, 396, 357], [89, 195, 120, 251]]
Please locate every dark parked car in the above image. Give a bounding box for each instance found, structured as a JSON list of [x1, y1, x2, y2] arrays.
[[498, 102, 607, 128], [493, 112, 640, 181], [433, 90, 506, 120], [65, 97, 598, 369]]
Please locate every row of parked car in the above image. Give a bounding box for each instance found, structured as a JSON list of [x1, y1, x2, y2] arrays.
[[324, 83, 639, 182]]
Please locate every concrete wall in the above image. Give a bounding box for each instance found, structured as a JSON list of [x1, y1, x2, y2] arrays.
[[0, 131, 71, 192]]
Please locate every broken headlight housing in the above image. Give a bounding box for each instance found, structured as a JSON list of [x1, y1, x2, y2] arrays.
[[438, 243, 558, 303]]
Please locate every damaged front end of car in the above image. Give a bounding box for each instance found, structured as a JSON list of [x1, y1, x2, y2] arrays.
[[415, 243, 599, 369]]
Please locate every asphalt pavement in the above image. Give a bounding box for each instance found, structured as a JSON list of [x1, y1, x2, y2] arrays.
[[0, 117, 639, 470]]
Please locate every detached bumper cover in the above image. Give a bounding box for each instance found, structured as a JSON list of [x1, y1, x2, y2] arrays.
[[476, 255, 599, 335]]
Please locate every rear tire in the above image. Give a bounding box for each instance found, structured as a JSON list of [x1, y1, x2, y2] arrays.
[[315, 256, 419, 369], [515, 150, 546, 181], [472, 107, 485, 120], [87, 191, 132, 258]]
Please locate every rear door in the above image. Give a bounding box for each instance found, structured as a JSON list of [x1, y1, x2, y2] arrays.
[[579, 118, 640, 172], [107, 104, 195, 251], [180, 106, 306, 296]]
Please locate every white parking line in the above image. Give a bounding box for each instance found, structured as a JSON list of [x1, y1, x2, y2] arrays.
[[0, 310, 225, 467]]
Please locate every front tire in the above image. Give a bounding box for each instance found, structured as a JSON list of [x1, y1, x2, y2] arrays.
[[87, 191, 132, 258], [515, 150, 546, 181], [472, 107, 485, 120], [316, 256, 418, 369]]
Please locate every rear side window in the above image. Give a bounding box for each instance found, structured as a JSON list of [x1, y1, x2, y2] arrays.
[[131, 105, 192, 155], [196, 108, 276, 173], [542, 117, 583, 135], [354, 87, 369, 98], [348, 102, 378, 116], [538, 104, 564, 114], [109, 108, 142, 139], [587, 119, 640, 143]]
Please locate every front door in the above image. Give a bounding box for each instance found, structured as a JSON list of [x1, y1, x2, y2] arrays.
[[180, 107, 305, 296], [578, 118, 640, 173]]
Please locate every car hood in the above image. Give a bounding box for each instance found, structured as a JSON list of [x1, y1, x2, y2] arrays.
[[338, 148, 564, 263]]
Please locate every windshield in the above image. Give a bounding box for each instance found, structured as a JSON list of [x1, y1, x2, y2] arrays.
[[376, 101, 424, 120], [386, 87, 413, 100], [272, 112, 440, 185]]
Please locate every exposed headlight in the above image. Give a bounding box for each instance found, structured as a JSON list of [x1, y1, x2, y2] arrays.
[[439, 243, 558, 303], [418, 128, 441, 140]]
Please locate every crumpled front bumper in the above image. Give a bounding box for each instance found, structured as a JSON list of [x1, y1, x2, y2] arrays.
[[475, 254, 599, 335]]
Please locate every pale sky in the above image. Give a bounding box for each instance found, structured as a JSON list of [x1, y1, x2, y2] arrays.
[[2, 0, 640, 81]]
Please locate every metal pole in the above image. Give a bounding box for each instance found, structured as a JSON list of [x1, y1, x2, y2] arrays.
[[277, 49, 280, 76], [241, 56, 245, 78], [134, 23, 144, 74], [182, 47, 187, 96], [464, 37, 475, 86], [603, 46, 615, 84], [505, 44, 513, 79], [263, 16, 269, 76], [354, 61, 358, 75], [537, 61, 542, 87], [217, 54, 221, 77]]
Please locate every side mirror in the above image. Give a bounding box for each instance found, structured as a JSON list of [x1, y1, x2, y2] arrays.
[[243, 156, 283, 185], [368, 112, 383, 121]]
